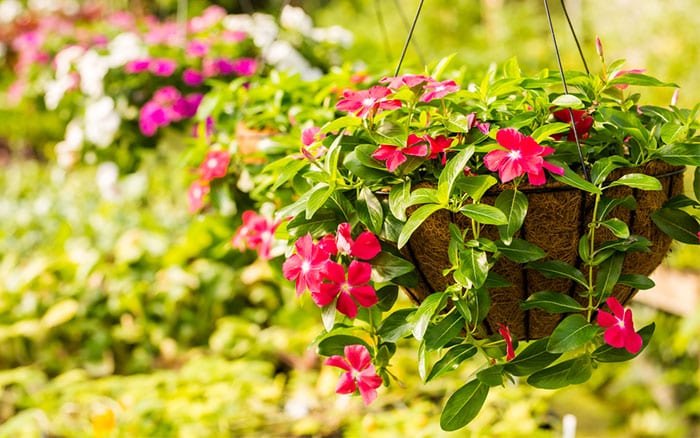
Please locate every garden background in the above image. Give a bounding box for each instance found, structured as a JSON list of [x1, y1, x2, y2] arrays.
[[0, 0, 699, 436]]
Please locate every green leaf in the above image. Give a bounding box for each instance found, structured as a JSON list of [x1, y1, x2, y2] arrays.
[[495, 189, 528, 243], [607, 72, 678, 88], [357, 188, 384, 235], [424, 311, 465, 351], [320, 115, 362, 134], [437, 146, 475, 204], [440, 379, 490, 431], [694, 167, 700, 201], [595, 252, 625, 297], [527, 355, 592, 389], [371, 251, 416, 283], [496, 238, 546, 263], [375, 285, 399, 311], [599, 218, 630, 239], [426, 344, 478, 382], [397, 203, 443, 249], [551, 162, 603, 195], [520, 291, 586, 313], [455, 175, 498, 202], [317, 334, 369, 357], [531, 122, 570, 143], [389, 180, 411, 221], [476, 365, 505, 387], [407, 187, 440, 206], [590, 156, 631, 186], [377, 308, 415, 342], [651, 208, 700, 244], [459, 204, 508, 225], [321, 303, 337, 332], [306, 183, 334, 220], [617, 274, 655, 290], [408, 293, 446, 341], [547, 314, 599, 353], [597, 195, 637, 221], [655, 142, 700, 166], [458, 248, 490, 289], [527, 260, 588, 287], [608, 173, 662, 191], [505, 338, 561, 376], [551, 94, 584, 109], [593, 323, 655, 362]]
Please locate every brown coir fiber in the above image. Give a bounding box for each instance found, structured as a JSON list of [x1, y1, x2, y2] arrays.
[[401, 161, 685, 340]]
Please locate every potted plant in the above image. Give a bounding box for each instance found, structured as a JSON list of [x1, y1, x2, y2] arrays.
[[221, 45, 700, 429]]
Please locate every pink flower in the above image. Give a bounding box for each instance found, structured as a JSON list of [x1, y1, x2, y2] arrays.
[[325, 345, 383, 406], [153, 86, 181, 104], [425, 134, 454, 164], [420, 79, 460, 102], [336, 86, 402, 118], [125, 59, 151, 74], [186, 40, 210, 58], [183, 68, 204, 87], [301, 126, 325, 146], [139, 101, 168, 136], [222, 30, 248, 43], [552, 109, 594, 142], [597, 297, 643, 354], [199, 150, 230, 181], [282, 234, 330, 296], [483, 128, 565, 185], [149, 58, 177, 77], [231, 211, 281, 260], [498, 323, 515, 361], [315, 260, 378, 318], [174, 93, 203, 118], [231, 58, 258, 77], [187, 180, 210, 213], [372, 134, 429, 172], [379, 73, 430, 90], [610, 68, 646, 89], [335, 223, 381, 260]]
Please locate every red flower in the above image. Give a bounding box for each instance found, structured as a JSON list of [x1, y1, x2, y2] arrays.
[[372, 134, 429, 172], [282, 234, 330, 296], [187, 180, 209, 213], [425, 134, 454, 164], [597, 297, 643, 354], [497, 323, 515, 361], [231, 211, 280, 260], [552, 109, 594, 142], [335, 86, 402, 118], [315, 260, 378, 318], [325, 344, 383, 406], [420, 79, 460, 102], [199, 150, 231, 181], [483, 128, 565, 185], [335, 223, 381, 260]]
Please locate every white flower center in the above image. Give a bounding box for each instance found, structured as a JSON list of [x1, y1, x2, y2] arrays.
[[301, 260, 311, 274], [361, 97, 376, 107], [508, 150, 522, 160]]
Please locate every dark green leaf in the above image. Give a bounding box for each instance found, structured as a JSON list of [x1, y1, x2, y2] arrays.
[[375, 285, 400, 312], [663, 195, 699, 209], [655, 142, 700, 166], [651, 208, 700, 244], [527, 355, 592, 389], [595, 252, 625, 297], [357, 187, 384, 235], [551, 162, 603, 195], [617, 274, 655, 290], [495, 189, 528, 243], [426, 344, 478, 382], [520, 291, 586, 313], [377, 308, 415, 342], [476, 365, 505, 387], [694, 167, 700, 201], [590, 156, 631, 186], [370, 251, 416, 283], [593, 323, 655, 362], [317, 334, 369, 357], [527, 260, 588, 287], [389, 180, 411, 221], [398, 203, 443, 249], [608, 173, 662, 191], [306, 183, 334, 219], [460, 204, 508, 225], [607, 73, 677, 88], [425, 311, 465, 351], [547, 314, 599, 353], [505, 338, 561, 376], [458, 248, 490, 289], [440, 380, 490, 431], [597, 195, 637, 221], [496, 238, 547, 263], [437, 146, 475, 203], [408, 293, 447, 341], [455, 175, 498, 202], [599, 218, 630, 239]]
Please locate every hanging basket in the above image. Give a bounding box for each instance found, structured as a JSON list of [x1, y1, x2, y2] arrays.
[[235, 122, 278, 164], [400, 161, 685, 340]]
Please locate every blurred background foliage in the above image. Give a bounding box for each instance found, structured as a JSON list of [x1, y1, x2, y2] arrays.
[[0, 0, 699, 436]]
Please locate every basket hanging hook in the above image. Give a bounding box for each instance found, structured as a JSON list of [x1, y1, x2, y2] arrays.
[[544, 0, 591, 182], [394, 0, 425, 77]]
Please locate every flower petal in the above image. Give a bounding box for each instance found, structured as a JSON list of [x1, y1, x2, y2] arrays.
[[324, 355, 351, 372], [336, 291, 358, 318], [335, 372, 357, 395], [345, 344, 372, 371], [496, 128, 524, 151], [350, 232, 381, 260], [606, 297, 625, 319], [350, 285, 378, 308]]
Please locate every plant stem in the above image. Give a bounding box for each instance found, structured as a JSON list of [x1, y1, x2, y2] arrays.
[[586, 192, 602, 321]]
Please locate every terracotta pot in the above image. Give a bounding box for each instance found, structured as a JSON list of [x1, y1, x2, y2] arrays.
[[235, 122, 278, 164], [401, 161, 685, 339]]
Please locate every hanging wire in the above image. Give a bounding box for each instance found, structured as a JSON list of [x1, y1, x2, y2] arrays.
[[394, 0, 425, 77], [373, 0, 395, 64], [391, 0, 427, 69], [543, 0, 590, 182], [560, 0, 589, 73]]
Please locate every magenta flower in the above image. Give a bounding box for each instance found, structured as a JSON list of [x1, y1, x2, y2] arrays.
[[372, 134, 429, 172], [139, 101, 168, 136], [315, 260, 378, 319], [153, 86, 181, 104], [174, 93, 203, 118], [420, 79, 460, 102], [597, 297, 643, 354], [335, 223, 381, 260], [483, 128, 565, 185], [149, 58, 177, 77], [282, 234, 331, 296], [379, 73, 430, 90], [185, 40, 210, 58], [199, 150, 230, 181], [325, 344, 383, 406], [125, 59, 151, 74], [552, 109, 594, 142], [231, 211, 281, 260], [187, 180, 210, 213], [231, 58, 258, 77], [335, 86, 402, 118], [426, 134, 454, 164], [183, 68, 204, 87], [301, 126, 325, 146], [497, 323, 515, 361]]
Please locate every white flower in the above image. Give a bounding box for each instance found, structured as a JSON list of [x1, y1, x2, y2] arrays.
[[107, 32, 146, 68], [44, 75, 74, 110], [263, 41, 322, 81], [55, 120, 84, 168], [77, 50, 109, 98], [54, 45, 85, 77], [84, 96, 120, 148], [0, 0, 22, 23], [280, 5, 313, 35], [223, 13, 279, 48], [310, 26, 354, 48], [96, 161, 120, 201]]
